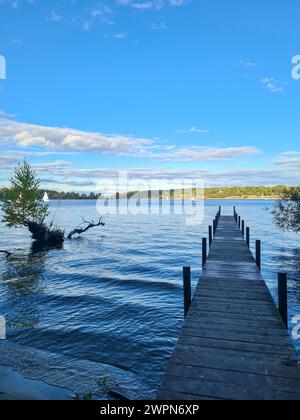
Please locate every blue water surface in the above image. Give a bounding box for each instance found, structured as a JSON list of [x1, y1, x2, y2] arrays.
[[0, 200, 299, 397]]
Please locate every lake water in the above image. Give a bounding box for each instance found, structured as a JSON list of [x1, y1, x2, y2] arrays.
[[0, 199, 300, 398]]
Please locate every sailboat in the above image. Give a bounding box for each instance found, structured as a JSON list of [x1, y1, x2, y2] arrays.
[[43, 192, 49, 202]]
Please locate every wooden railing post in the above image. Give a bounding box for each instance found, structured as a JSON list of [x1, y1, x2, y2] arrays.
[[242, 220, 245, 236], [256, 240, 261, 270], [278, 273, 288, 328], [238, 216, 241, 229], [183, 267, 191, 318], [202, 238, 207, 268], [246, 227, 250, 247], [209, 226, 213, 246]]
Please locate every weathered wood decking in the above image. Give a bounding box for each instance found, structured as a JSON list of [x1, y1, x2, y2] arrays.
[[157, 215, 300, 400]]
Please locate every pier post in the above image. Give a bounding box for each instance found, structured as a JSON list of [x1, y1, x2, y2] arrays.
[[219, 206, 221, 216], [246, 227, 250, 247], [213, 219, 216, 235], [256, 240, 261, 270], [202, 238, 207, 268], [209, 226, 213, 246], [278, 273, 288, 328], [183, 267, 192, 318], [238, 216, 241, 229], [242, 220, 245, 236]]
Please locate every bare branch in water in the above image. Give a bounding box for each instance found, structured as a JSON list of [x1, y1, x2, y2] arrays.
[[67, 217, 105, 239], [0, 250, 12, 256]]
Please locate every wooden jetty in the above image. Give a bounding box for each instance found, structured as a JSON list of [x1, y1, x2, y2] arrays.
[[157, 209, 300, 400]]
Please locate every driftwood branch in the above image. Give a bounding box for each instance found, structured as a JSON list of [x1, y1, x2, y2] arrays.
[[0, 250, 12, 256], [67, 217, 105, 240]]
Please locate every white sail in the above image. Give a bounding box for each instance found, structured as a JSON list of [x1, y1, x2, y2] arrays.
[[43, 192, 49, 202]]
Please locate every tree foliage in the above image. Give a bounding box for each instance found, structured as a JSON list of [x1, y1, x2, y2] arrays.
[[0, 188, 100, 201], [204, 186, 287, 199], [1, 160, 49, 228], [271, 187, 300, 233]]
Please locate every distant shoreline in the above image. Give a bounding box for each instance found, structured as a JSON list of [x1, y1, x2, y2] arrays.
[[36, 197, 278, 201], [0, 185, 285, 202], [205, 197, 278, 200]]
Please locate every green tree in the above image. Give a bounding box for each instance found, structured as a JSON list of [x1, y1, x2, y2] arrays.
[[1, 160, 49, 228], [271, 187, 300, 233]]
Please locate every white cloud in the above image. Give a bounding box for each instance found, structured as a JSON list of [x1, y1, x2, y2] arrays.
[[261, 77, 285, 94], [0, 110, 16, 118], [28, 164, 300, 190], [235, 60, 258, 69], [153, 146, 260, 162], [116, 0, 191, 11], [280, 151, 300, 157], [273, 157, 300, 167], [0, 118, 154, 155], [176, 127, 210, 134], [90, 3, 114, 25], [1, 149, 299, 191], [114, 32, 127, 39], [0, 117, 260, 163], [49, 11, 62, 22]]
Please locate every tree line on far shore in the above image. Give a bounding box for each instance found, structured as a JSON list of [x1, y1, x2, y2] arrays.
[[204, 186, 288, 199], [121, 186, 292, 200], [0, 185, 293, 201], [0, 188, 101, 201]]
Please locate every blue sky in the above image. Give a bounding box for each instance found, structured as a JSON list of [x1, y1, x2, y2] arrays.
[[0, 0, 300, 191]]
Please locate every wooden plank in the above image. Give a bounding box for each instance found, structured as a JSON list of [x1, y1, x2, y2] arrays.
[[159, 375, 300, 401], [158, 214, 300, 400], [178, 335, 295, 357], [160, 363, 300, 394], [186, 309, 285, 323], [181, 327, 293, 346]]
